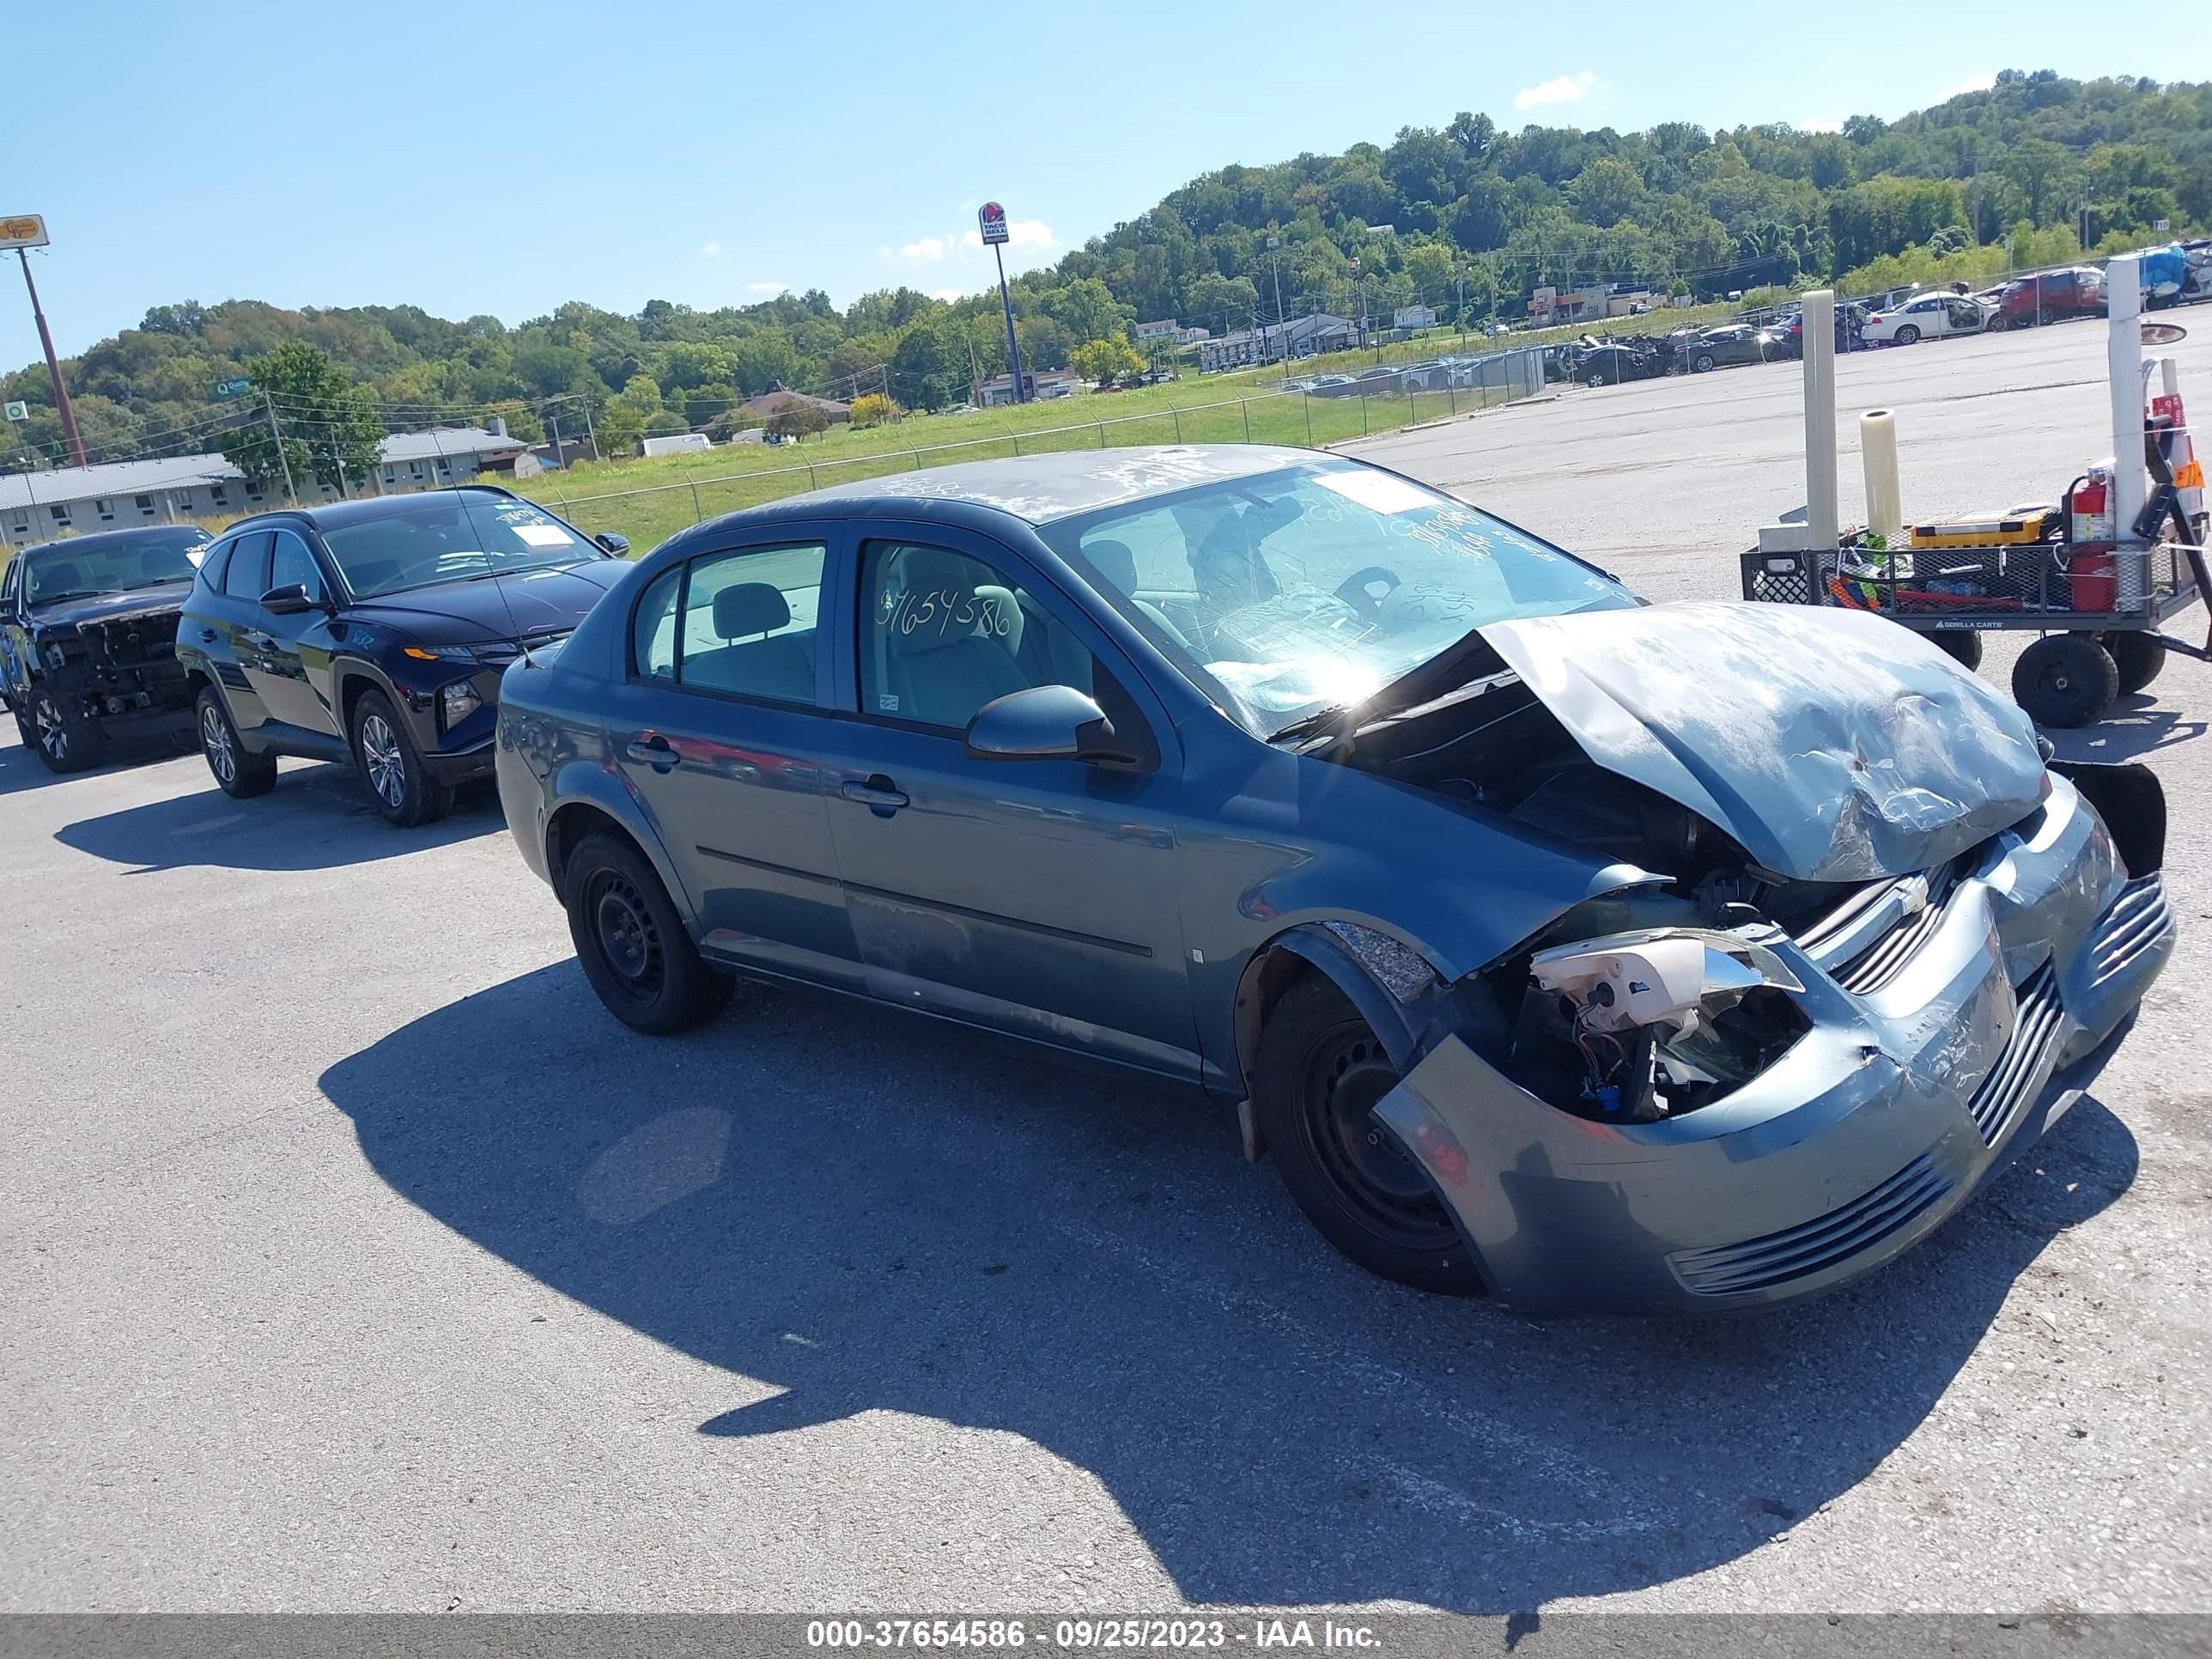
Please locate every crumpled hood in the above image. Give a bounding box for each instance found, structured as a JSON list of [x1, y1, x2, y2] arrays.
[[1479, 600, 2047, 883]]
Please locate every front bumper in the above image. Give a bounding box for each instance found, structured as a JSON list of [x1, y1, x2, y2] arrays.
[[1375, 772, 2174, 1314]]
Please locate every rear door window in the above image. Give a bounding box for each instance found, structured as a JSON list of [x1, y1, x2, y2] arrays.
[[222, 532, 274, 599]]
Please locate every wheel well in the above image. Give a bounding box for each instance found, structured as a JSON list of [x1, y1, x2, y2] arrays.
[[338, 671, 380, 738], [544, 801, 639, 903], [1233, 944, 1316, 1098]]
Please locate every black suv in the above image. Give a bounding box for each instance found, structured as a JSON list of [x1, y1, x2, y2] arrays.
[[1, 525, 211, 772], [174, 488, 629, 825]]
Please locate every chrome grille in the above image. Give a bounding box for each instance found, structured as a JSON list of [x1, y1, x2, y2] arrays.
[[2089, 876, 2172, 988], [1966, 963, 2063, 1148], [1828, 860, 1962, 995], [1668, 1153, 1955, 1297]]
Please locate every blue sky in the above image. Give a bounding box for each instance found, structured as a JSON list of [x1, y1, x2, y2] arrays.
[[4, 0, 2191, 361]]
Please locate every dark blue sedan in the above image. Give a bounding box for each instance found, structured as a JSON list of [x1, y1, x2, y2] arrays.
[[494, 447, 2173, 1312]]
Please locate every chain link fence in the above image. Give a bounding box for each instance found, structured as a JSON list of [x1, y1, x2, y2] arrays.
[[537, 349, 1545, 552]]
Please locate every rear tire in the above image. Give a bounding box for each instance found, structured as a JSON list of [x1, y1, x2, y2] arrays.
[[1927, 629, 1984, 671], [27, 685, 104, 774], [1894, 324, 1921, 345], [2014, 634, 2120, 727], [1255, 973, 1480, 1295], [349, 688, 452, 827], [2105, 631, 2166, 696], [564, 832, 733, 1035], [196, 686, 276, 799]]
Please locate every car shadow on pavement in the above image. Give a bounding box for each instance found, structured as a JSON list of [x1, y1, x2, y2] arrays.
[[54, 766, 503, 872], [0, 724, 197, 798], [2045, 697, 2206, 763], [320, 963, 2138, 1613]]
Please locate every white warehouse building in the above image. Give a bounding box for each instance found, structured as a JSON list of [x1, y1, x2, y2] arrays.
[[1, 423, 527, 548]]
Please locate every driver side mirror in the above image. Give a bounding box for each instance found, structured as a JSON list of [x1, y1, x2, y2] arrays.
[[259, 584, 327, 617], [963, 684, 1140, 767], [595, 532, 630, 556]]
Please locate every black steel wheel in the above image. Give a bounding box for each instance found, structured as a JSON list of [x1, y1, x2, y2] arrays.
[[2105, 631, 2166, 696], [196, 686, 276, 799], [1255, 973, 1478, 1294], [563, 832, 732, 1035], [1927, 629, 1984, 671], [2014, 634, 2120, 728], [27, 686, 104, 774]]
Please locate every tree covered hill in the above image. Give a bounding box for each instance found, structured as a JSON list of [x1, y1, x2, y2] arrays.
[[5, 69, 2204, 472]]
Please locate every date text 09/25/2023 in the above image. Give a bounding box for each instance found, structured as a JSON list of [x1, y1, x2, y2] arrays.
[[805, 1619, 1382, 1650]]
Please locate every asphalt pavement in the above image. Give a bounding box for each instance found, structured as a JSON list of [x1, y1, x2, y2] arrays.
[[2, 318, 2206, 1616]]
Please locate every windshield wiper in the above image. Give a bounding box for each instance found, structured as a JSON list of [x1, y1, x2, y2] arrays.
[[31, 590, 100, 605], [1267, 703, 1357, 744], [123, 575, 191, 589]]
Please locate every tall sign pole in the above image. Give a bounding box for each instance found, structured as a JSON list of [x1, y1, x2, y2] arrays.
[[3, 216, 87, 468], [979, 202, 1024, 404]]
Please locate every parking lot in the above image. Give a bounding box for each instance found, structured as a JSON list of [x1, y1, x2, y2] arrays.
[[3, 319, 2207, 1615]]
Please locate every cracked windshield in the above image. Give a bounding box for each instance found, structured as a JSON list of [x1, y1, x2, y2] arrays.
[[1047, 461, 1632, 735]]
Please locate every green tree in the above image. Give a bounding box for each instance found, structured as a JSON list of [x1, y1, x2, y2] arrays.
[[597, 373, 667, 457], [1071, 337, 1146, 386], [889, 325, 965, 411], [1039, 278, 1134, 348], [767, 402, 829, 442], [848, 392, 902, 428], [218, 342, 383, 496]]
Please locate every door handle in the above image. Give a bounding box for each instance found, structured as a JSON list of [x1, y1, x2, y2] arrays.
[[840, 775, 909, 812], [248, 633, 278, 653], [199, 629, 218, 644], [625, 733, 678, 770]]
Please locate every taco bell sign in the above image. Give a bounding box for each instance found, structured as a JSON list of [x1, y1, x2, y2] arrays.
[[978, 202, 1010, 246]]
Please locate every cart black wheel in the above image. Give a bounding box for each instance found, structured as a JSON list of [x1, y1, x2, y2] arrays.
[[1928, 629, 1983, 671], [2104, 631, 2166, 696], [2014, 635, 2120, 727]]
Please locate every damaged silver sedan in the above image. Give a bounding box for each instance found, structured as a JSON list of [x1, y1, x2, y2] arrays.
[[496, 446, 2173, 1313]]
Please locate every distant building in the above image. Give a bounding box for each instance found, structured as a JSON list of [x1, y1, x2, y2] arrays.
[[1134, 319, 1182, 343], [1195, 313, 1360, 372], [977, 368, 1079, 407], [3, 422, 529, 546], [1179, 325, 1210, 343], [737, 386, 852, 427], [1393, 304, 1438, 331]]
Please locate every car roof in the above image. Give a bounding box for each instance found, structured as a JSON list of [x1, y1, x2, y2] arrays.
[[220, 485, 524, 536], [704, 444, 1321, 531]]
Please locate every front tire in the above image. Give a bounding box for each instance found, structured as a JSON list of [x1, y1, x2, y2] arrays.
[[2014, 634, 2119, 727], [1255, 974, 1479, 1295], [196, 687, 276, 799], [349, 688, 452, 827], [563, 832, 733, 1035], [27, 686, 104, 774], [1692, 353, 1716, 373]]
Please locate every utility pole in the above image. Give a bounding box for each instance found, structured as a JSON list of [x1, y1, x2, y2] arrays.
[[262, 386, 298, 507], [15, 250, 85, 467], [580, 397, 600, 464], [547, 411, 563, 472]]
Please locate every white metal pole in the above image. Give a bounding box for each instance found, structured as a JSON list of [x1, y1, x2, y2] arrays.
[[1803, 289, 1838, 551], [2106, 255, 2145, 606]]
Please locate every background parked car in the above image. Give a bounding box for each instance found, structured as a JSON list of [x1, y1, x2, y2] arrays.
[[175, 488, 629, 825], [1770, 302, 1869, 359], [1984, 268, 2105, 330], [1863, 293, 1993, 346], [1682, 324, 1773, 372], [0, 525, 210, 772], [1574, 341, 1669, 386]]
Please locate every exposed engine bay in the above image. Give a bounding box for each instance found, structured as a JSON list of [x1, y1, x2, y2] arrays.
[[1320, 662, 1942, 1122]]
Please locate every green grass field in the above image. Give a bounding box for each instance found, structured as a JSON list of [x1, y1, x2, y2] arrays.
[[134, 299, 1738, 559]]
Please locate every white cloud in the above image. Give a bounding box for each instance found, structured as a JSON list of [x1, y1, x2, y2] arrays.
[[1515, 70, 1595, 111], [1797, 116, 1844, 133], [1938, 71, 1996, 100], [932, 289, 965, 303], [701, 240, 721, 257], [889, 235, 948, 264], [747, 281, 789, 294], [961, 218, 1055, 252]]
